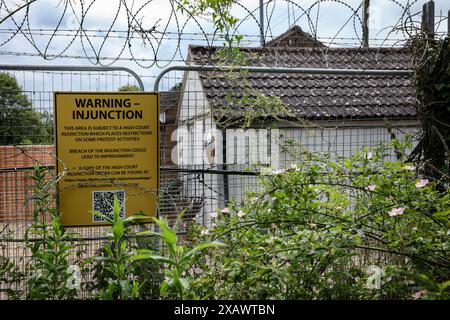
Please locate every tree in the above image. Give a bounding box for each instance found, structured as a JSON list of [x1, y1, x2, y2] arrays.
[[117, 84, 140, 92], [0, 72, 51, 145]]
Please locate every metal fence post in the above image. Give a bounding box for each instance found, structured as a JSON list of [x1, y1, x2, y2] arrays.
[[422, 0, 435, 37]]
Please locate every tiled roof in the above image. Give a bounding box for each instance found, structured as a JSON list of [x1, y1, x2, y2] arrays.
[[264, 25, 325, 48], [188, 45, 417, 121]]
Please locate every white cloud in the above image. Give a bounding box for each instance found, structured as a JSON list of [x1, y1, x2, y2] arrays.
[[0, 0, 448, 89]]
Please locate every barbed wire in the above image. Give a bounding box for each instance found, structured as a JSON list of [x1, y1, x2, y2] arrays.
[[4, 27, 448, 41], [0, 0, 446, 69]]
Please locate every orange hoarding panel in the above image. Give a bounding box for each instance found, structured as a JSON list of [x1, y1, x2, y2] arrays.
[[54, 92, 159, 226]]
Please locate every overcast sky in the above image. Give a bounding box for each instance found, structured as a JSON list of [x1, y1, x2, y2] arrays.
[[0, 0, 449, 90]]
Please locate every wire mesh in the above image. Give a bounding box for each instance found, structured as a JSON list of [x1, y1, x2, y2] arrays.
[[0, 65, 422, 299]]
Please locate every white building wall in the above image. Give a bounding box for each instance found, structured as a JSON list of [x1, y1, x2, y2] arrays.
[[175, 71, 223, 225], [279, 125, 420, 164], [176, 71, 421, 226], [222, 124, 420, 205]]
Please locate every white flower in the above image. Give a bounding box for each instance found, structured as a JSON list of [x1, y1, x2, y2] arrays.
[[265, 236, 277, 244], [272, 168, 285, 175], [366, 152, 373, 160], [404, 165, 416, 171], [356, 229, 365, 238], [415, 179, 429, 188], [412, 289, 428, 300], [211, 223, 217, 228], [366, 184, 377, 191], [388, 207, 405, 217], [236, 210, 245, 218], [210, 211, 218, 218], [32, 269, 43, 279], [200, 228, 209, 236], [290, 163, 300, 171], [249, 197, 258, 204], [66, 265, 81, 291], [221, 207, 230, 214]]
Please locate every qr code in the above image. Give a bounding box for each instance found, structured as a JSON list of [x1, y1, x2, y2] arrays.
[[92, 190, 125, 222]]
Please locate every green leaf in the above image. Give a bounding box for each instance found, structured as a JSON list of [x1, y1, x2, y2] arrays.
[[179, 277, 189, 290], [104, 246, 114, 258], [160, 280, 169, 296], [136, 230, 160, 237], [112, 196, 124, 242], [112, 217, 124, 243], [173, 208, 187, 233], [181, 242, 226, 264], [123, 214, 148, 223], [131, 280, 140, 299], [152, 217, 177, 253], [438, 281, 450, 291], [113, 196, 121, 221], [433, 210, 450, 221], [130, 253, 153, 261], [93, 211, 112, 223], [130, 254, 176, 265], [119, 280, 130, 298]]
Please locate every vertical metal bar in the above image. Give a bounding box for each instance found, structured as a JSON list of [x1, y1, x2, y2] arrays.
[[259, 0, 265, 46], [422, 0, 435, 37], [448, 10, 450, 36], [222, 131, 229, 205], [287, 1, 290, 27], [362, 0, 370, 47]]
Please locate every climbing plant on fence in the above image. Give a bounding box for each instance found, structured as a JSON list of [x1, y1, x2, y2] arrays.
[[409, 33, 450, 180]]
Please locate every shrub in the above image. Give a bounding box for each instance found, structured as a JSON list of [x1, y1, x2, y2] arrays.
[[189, 141, 450, 300]]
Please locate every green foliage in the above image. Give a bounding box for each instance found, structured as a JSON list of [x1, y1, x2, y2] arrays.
[[408, 34, 450, 178], [117, 84, 141, 92], [177, 1, 297, 129], [0, 72, 52, 145], [177, 0, 237, 38], [220, 89, 296, 128], [0, 245, 25, 299], [177, 1, 305, 130], [188, 140, 450, 300], [3, 141, 449, 300], [89, 196, 149, 300], [416, 275, 450, 300], [25, 166, 79, 300], [133, 209, 225, 299]]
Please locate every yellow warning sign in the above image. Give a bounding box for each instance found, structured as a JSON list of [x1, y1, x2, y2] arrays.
[[54, 92, 159, 226]]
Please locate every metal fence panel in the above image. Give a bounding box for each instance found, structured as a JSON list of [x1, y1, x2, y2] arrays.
[[0, 65, 422, 299]]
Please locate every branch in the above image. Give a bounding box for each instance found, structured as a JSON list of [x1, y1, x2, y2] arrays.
[[354, 245, 450, 269], [0, 0, 38, 25], [431, 125, 450, 163]]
